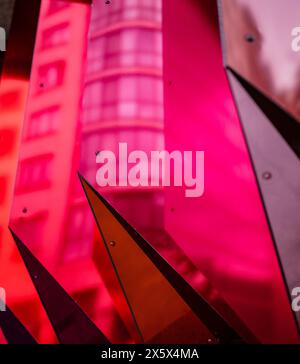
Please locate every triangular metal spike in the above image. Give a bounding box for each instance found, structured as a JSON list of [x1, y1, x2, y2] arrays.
[[9, 229, 110, 344], [227, 68, 300, 331], [229, 68, 300, 158], [0, 305, 37, 344], [79, 174, 254, 344]]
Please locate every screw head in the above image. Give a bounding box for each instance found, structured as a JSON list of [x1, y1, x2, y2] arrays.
[[262, 172, 272, 180], [245, 33, 255, 43], [109, 240, 116, 247]]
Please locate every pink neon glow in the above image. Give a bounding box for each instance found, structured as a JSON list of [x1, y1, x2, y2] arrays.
[[0, 0, 297, 344]]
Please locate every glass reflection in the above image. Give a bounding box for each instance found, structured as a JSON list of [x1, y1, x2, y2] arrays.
[[221, 0, 300, 121], [3, 0, 298, 344]]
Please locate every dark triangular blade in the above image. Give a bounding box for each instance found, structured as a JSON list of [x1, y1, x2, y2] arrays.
[[229, 67, 300, 159], [9, 229, 110, 344], [0, 305, 37, 344], [227, 69, 300, 331], [79, 175, 254, 344]]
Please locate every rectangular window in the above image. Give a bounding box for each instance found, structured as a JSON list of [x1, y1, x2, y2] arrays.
[[47, 1, 70, 15], [37, 61, 65, 91], [41, 23, 70, 49], [17, 155, 53, 192], [81, 75, 163, 124], [79, 129, 164, 180], [90, 0, 161, 31], [81, 82, 103, 124], [63, 204, 94, 261], [87, 37, 105, 74], [0, 176, 7, 205], [26, 106, 59, 139], [12, 214, 47, 254], [86, 28, 162, 74]]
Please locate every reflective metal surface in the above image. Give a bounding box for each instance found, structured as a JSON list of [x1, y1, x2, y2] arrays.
[[0, 0, 298, 343], [227, 68, 300, 331], [219, 0, 300, 121], [11, 230, 110, 344], [81, 176, 254, 343]]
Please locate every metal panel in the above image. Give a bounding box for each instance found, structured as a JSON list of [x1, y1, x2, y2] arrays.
[[10, 229, 110, 344], [227, 69, 300, 331], [80, 175, 257, 344], [219, 0, 300, 121]]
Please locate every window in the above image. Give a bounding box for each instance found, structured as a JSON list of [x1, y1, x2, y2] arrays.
[[63, 204, 94, 261], [90, 0, 162, 31], [86, 37, 105, 74], [0, 90, 21, 109], [0, 176, 7, 204], [0, 128, 15, 157], [81, 82, 103, 124], [79, 129, 164, 180], [37, 61, 65, 91], [120, 29, 162, 68], [17, 155, 53, 192], [26, 107, 59, 139], [81, 75, 163, 124], [87, 28, 162, 74], [47, 1, 70, 15], [41, 23, 70, 49], [12, 214, 47, 254]]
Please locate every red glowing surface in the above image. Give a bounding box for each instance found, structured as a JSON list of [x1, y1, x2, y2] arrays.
[[0, 0, 298, 343]]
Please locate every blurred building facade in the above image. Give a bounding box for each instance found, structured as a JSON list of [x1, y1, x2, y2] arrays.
[[5, 0, 125, 343], [1, 0, 298, 344], [4, 0, 172, 343], [70, 0, 165, 259]]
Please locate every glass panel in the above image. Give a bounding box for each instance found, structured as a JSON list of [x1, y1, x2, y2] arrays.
[[0, 0, 298, 344]]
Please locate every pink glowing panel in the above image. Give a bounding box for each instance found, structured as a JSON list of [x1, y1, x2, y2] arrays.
[[8, 0, 130, 344], [77, 0, 260, 342], [220, 0, 300, 121], [162, 0, 298, 343], [6, 0, 299, 344], [0, 0, 60, 344]]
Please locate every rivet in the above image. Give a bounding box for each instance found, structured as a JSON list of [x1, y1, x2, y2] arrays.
[[244, 34, 255, 43], [110, 240, 116, 247], [262, 172, 272, 180]]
